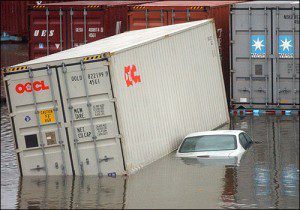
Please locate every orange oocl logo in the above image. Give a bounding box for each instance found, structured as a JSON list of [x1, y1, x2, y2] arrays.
[[15, 81, 49, 94]]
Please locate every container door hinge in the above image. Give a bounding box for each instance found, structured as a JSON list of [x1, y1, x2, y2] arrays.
[[115, 134, 122, 139], [3, 75, 10, 81], [230, 69, 236, 73], [9, 113, 16, 117], [109, 97, 117, 102], [230, 40, 235, 44], [15, 148, 22, 154]]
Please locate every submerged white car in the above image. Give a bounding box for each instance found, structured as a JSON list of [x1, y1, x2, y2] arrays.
[[176, 130, 253, 158]]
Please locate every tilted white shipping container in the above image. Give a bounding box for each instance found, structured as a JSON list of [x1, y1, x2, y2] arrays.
[[3, 19, 229, 176]]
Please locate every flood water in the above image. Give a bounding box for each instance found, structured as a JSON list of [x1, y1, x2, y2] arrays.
[[1, 43, 299, 209], [1, 103, 299, 209]]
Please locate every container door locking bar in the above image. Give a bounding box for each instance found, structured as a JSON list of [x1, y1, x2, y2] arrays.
[[248, 7, 253, 106], [59, 9, 63, 51], [46, 8, 49, 55], [47, 65, 66, 176], [264, 7, 269, 107], [62, 63, 84, 176], [83, 8, 87, 44], [28, 69, 48, 176], [292, 7, 296, 107], [80, 60, 102, 177], [275, 7, 280, 106], [70, 9, 74, 48]]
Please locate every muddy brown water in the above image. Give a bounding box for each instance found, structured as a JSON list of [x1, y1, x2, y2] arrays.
[[1, 103, 299, 209]]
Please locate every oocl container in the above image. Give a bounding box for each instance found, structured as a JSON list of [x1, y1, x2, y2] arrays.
[[3, 20, 229, 176], [28, 1, 151, 60], [128, 1, 242, 103], [230, 1, 299, 110]]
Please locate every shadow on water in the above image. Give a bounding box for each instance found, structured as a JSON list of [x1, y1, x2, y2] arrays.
[[1, 103, 299, 209]]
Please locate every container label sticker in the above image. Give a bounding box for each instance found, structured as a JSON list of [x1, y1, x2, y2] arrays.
[[240, 98, 248, 103], [278, 35, 294, 58], [251, 35, 266, 58], [46, 131, 56, 145], [55, 43, 60, 49], [39, 109, 55, 124], [39, 43, 44, 49], [124, 65, 141, 87], [24, 116, 31, 122]]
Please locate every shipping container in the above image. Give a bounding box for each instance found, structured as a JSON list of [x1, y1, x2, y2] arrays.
[[128, 1, 242, 103], [230, 1, 299, 110], [0, 1, 75, 39], [28, 1, 151, 59], [3, 20, 229, 176]]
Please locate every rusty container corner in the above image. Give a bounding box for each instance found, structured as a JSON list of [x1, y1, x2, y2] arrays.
[[27, 1, 152, 60], [128, 1, 243, 103]]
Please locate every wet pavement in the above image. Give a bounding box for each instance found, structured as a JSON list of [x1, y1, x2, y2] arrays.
[[1, 102, 299, 209]]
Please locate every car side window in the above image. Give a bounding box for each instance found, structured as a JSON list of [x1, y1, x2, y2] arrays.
[[239, 133, 248, 149], [242, 133, 253, 145]]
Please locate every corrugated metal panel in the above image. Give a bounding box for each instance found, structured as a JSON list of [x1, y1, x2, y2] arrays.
[[137, 1, 241, 7], [230, 1, 299, 110], [128, 1, 242, 103], [20, 20, 215, 66], [110, 20, 229, 171], [0, 1, 78, 38], [28, 1, 152, 59], [5, 20, 229, 176], [42, 1, 152, 6]]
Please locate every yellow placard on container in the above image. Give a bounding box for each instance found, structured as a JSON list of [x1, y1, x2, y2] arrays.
[[39, 109, 55, 124], [280, 99, 289, 103]]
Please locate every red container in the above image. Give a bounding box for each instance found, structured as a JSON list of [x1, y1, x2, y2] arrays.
[[0, 1, 72, 38], [1, 1, 29, 37], [128, 1, 243, 101], [28, 1, 151, 59]]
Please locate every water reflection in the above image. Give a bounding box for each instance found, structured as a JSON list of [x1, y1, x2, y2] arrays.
[[17, 176, 126, 209], [1, 104, 299, 209]]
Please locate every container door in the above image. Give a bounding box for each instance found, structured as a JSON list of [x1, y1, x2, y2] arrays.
[[29, 9, 67, 60], [68, 9, 105, 48], [5, 67, 73, 176], [231, 8, 272, 108], [58, 59, 124, 176], [168, 10, 209, 25], [129, 10, 168, 30], [273, 8, 299, 107]]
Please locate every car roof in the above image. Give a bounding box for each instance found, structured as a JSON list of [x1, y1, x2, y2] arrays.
[[185, 130, 245, 138]]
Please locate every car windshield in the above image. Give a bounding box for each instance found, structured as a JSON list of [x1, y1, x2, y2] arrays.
[[179, 135, 237, 153]]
